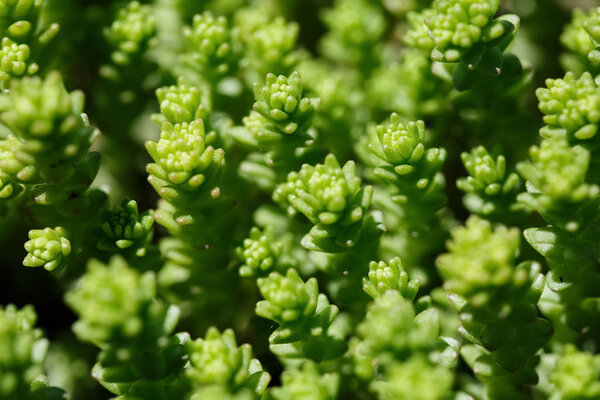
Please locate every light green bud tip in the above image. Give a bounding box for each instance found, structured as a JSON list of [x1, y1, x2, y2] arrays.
[[517, 139, 594, 200], [550, 344, 600, 399], [370, 355, 453, 400], [99, 199, 154, 257], [271, 362, 339, 400], [23, 226, 70, 271], [146, 119, 225, 195], [186, 327, 270, 396], [106, 1, 156, 64], [363, 257, 420, 300], [536, 72, 600, 142], [436, 216, 520, 298], [358, 291, 440, 357], [561, 9, 597, 58], [425, 0, 504, 62], [248, 17, 299, 72], [65, 257, 156, 344], [321, 0, 386, 46], [236, 226, 281, 277], [371, 113, 425, 170], [256, 269, 318, 324], [0, 71, 83, 140], [155, 81, 208, 124], [458, 146, 507, 195], [0, 37, 38, 81], [252, 71, 319, 135], [584, 7, 600, 63], [273, 154, 369, 226], [184, 11, 232, 74], [0, 304, 50, 397]]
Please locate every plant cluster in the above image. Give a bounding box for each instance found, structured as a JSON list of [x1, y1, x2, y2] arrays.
[[1, 1, 599, 399]]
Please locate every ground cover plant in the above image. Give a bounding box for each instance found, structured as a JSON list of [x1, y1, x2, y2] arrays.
[[1, 0, 600, 399]]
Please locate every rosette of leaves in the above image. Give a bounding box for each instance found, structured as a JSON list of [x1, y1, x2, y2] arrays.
[[65, 256, 189, 397], [23, 226, 70, 272], [152, 79, 210, 125], [230, 71, 319, 190], [457, 146, 522, 218], [98, 199, 154, 257], [368, 114, 446, 216], [0, 72, 99, 186], [236, 226, 300, 278], [240, 16, 301, 82], [319, 0, 386, 73], [185, 327, 270, 398], [250, 71, 318, 138], [0, 135, 28, 205], [548, 344, 600, 400], [362, 257, 420, 300], [0, 304, 66, 400], [369, 355, 454, 400], [518, 139, 600, 339], [536, 72, 600, 148], [517, 139, 599, 232], [404, 9, 437, 51], [560, 9, 600, 76], [436, 216, 552, 400], [182, 11, 237, 83], [255, 268, 344, 362], [424, 0, 519, 74], [273, 153, 374, 252], [269, 362, 339, 400], [0, 36, 38, 82], [584, 7, 600, 65], [354, 288, 457, 397], [295, 59, 364, 159], [146, 119, 225, 209], [366, 49, 451, 119], [103, 1, 156, 67]]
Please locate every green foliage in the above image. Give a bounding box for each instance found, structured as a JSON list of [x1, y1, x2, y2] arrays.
[[239, 16, 300, 80], [369, 114, 446, 212], [319, 0, 386, 71], [362, 257, 420, 300], [273, 153, 373, 252], [65, 257, 188, 397], [236, 226, 288, 277], [560, 9, 599, 76], [250, 71, 317, 137], [23, 226, 70, 271], [425, 0, 517, 69], [182, 11, 236, 81], [104, 2, 156, 67], [256, 268, 343, 361], [0, 72, 97, 185], [537, 72, 600, 146], [549, 345, 600, 400], [369, 355, 453, 400], [269, 362, 339, 400], [437, 216, 551, 399], [1, 2, 600, 400], [98, 199, 154, 257], [146, 120, 225, 207], [583, 7, 600, 64], [517, 139, 598, 231], [0, 304, 65, 400], [0, 37, 37, 81], [186, 327, 270, 397], [153, 80, 210, 125], [457, 146, 522, 217]]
